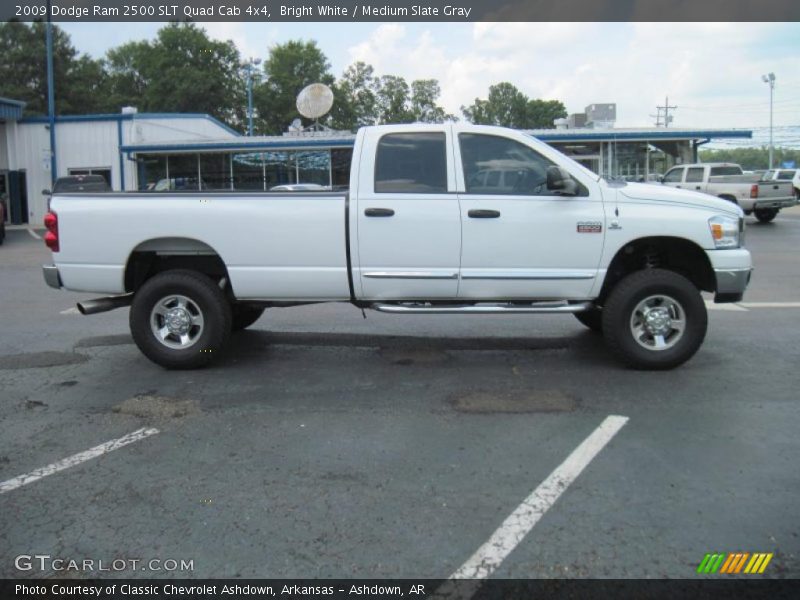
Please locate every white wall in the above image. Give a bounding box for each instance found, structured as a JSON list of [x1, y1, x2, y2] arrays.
[[15, 115, 238, 224]]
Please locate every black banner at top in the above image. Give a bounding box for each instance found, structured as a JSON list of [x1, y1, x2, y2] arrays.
[[3, 0, 800, 22]]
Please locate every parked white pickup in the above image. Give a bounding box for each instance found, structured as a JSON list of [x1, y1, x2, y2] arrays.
[[661, 162, 796, 222], [43, 124, 752, 370]]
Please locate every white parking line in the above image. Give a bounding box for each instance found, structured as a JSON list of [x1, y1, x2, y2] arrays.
[[449, 415, 628, 581], [705, 301, 748, 312], [0, 427, 159, 494], [739, 301, 800, 309], [60, 307, 80, 315], [26, 228, 42, 240]]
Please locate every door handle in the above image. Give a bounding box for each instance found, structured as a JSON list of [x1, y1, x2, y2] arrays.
[[468, 209, 501, 218], [695, 186, 701, 190], [364, 208, 395, 217]]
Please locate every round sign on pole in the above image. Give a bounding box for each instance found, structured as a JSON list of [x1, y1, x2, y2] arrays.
[[296, 83, 334, 120]]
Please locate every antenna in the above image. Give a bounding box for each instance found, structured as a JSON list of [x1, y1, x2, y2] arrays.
[[296, 83, 334, 129]]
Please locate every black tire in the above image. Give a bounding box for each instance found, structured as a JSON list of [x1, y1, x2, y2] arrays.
[[130, 269, 231, 369], [602, 269, 707, 370], [754, 208, 778, 223], [231, 305, 265, 331], [574, 307, 603, 333]]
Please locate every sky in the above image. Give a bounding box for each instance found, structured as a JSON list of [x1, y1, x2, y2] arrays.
[[60, 21, 800, 130]]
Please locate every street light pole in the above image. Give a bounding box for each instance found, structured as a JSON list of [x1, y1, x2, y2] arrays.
[[762, 72, 775, 169], [245, 57, 262, 137], [46, 0, 57, 185]]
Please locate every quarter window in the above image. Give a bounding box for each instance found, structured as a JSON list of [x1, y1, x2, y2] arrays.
[[374, 132, 447, 193], [460, 133, 557, 196]]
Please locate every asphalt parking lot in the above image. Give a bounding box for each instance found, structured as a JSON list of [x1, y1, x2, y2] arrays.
[[1, 209, 799, 580]]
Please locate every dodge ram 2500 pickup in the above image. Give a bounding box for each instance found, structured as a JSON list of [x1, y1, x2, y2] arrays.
[[42, 124, 753, 370]]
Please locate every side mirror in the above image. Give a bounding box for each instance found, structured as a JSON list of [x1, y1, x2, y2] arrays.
[[42, 189, 52, 196], [546, 166, 577, 196]]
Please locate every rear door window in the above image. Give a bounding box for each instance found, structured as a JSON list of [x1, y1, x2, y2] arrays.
[[374, 132, 447, 193], [685, 167, 704, 183]]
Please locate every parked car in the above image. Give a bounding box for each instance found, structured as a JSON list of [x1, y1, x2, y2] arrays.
[[761, 168, 800, 200], [42, 123, 752, 371], [661, 162, 796, 222]]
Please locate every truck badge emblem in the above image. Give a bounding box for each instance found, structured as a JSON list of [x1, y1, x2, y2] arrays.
[[577, 222, 602, 233]]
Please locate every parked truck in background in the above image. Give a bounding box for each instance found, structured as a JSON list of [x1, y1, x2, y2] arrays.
[[661, 162, 796, 222], [761, 168, 800, 201], [42, 124, 752, 371]]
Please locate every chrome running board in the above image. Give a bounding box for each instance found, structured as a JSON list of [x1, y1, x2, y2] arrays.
[[370, 301, 592, 314]]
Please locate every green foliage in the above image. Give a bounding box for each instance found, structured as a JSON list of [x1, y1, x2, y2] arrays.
[[462, 82, 567, 129], [699, 147, 800, 171], [0, 22, 110, 115], [330, 61, 378, 130], [254, 40, 334, 134], [105, 23, 244, 127]]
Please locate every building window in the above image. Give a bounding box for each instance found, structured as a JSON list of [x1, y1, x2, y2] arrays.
[[264, 152, 296, 189], [331, 148, 352, 188], [232, 153, 264, 190], [297, 151, 331, 187], [199, 154, 232, 190], [137, 156, 167, 190]]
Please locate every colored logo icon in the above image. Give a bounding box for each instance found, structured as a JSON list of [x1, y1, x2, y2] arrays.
[[697, 552, 773, 574]]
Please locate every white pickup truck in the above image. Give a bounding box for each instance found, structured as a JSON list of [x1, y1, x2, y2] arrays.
[[661, 162, 796, 222], [42, 124, 752, 370]]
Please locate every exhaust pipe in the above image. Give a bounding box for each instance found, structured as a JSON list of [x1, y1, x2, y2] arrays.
[[77, 293, 134, 316]]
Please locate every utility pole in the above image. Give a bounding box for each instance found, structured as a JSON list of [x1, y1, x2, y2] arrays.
[[655, 96, 677, 128], [762, 73, 775, 169], [244, 57, 262, 136], [46, 0, 57, 185]]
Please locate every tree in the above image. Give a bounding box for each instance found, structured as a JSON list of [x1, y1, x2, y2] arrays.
[[254, 40, 334, 135], [330, 61, 378, 130], [0, 22, 111, 115], [410, 79, 454, 123], [374, 75, 413, 124], [105, 23, 245, 127], [462, 82, 566, 129]]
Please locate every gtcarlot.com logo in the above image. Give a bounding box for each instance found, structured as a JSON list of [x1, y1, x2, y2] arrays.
[[697, 552, 773, 574], [15, 554, 194, 572]]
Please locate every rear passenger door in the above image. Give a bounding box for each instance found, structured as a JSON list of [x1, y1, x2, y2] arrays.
[[353, 127, 461, 300], [684, 166, 706, 191]]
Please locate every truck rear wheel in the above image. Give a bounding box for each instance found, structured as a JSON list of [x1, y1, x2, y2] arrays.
[[754, 208, 778, 223], [130, 270, 231, 369], [231, 305, 265, 331], [602, 269, 707, 370]]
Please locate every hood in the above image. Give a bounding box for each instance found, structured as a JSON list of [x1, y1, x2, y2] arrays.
[[616, 182, 743, 217]]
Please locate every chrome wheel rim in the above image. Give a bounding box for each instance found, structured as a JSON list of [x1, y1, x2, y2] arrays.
[[150, 295, 204, 350], [629, 294, 685, 351]]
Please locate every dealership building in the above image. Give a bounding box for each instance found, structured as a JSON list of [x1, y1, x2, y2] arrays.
[[1, 97, 754, 226]]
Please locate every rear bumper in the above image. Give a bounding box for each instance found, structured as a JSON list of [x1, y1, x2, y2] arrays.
[[42, 264, 62, 289], [753, 196, 796, 210]]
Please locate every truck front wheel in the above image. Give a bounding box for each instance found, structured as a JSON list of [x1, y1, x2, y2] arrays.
[[602, 269, 707, 370], [130, 270, 232, 369]]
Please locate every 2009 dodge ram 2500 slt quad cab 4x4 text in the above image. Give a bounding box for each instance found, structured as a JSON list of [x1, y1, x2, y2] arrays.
[[42, 124, 752, 370]]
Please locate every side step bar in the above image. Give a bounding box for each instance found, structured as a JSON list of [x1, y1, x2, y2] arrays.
[[77, 293, 134, 315], [371, 301, 592, 314]]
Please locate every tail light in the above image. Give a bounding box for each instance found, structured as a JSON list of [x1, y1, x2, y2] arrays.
[[44, 211, 59, 252], [750, 184, 758, 199]]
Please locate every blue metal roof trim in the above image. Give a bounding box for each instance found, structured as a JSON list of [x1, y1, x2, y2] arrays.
[[121, 137, 357, 153], [526, 129, 753, 141], [19, 112, 241, 136], [0, 97, 26, 120]]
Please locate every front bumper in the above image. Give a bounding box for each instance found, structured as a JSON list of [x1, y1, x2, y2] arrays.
[[43, 264, 62, 289], [707, 248, 752, 303]]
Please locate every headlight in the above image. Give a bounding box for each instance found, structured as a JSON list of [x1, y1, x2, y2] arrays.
[[708, 215, 740, 249]]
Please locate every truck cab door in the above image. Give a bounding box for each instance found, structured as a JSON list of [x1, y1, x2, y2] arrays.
[[454, 130, 605, 300], [352, 127, 461, 300], [662, 167, 685, 189]]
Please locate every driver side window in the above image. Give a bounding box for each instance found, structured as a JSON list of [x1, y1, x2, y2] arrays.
[[459, 133, 555, 196]]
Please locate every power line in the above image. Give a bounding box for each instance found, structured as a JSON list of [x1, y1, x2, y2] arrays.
[[651, 96, 677, 127]]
